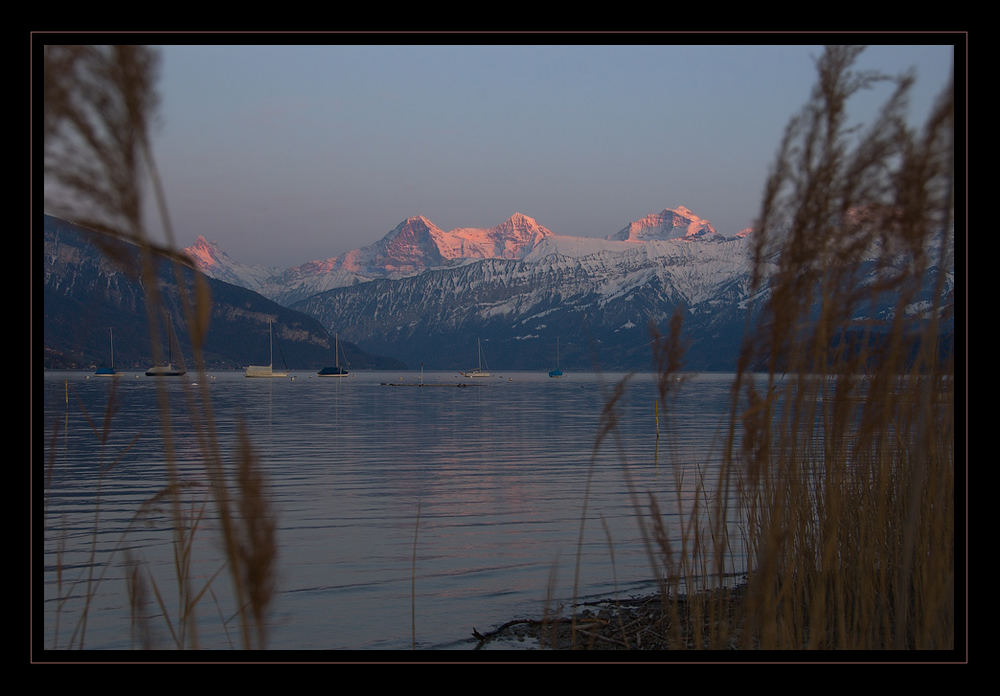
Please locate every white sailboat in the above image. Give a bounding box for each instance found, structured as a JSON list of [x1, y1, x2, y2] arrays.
[[145, 363, 186, 376], [460, 337, 491, 378], [245, 319, 289, 378], [146, 319, 186, 376]]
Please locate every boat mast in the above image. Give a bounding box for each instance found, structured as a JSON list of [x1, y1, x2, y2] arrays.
[[167, 319, 175, 367]]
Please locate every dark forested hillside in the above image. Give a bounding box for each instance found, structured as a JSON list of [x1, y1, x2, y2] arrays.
[[41, 215, 405, 371]]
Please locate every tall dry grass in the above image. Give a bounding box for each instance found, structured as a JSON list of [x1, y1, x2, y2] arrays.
[[43, 44, 277, 650], [546, 46, 956, 653], [726, 45, 956, 651], [629, 45, 956, 652]]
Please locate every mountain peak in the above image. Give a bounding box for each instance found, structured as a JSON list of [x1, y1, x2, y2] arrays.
[[372, 216, 447, 273], [498, 212, 550, 233], [506, 211, 535, 225], [440, 213, 553, 261], [405, 214, 437, 227], [389, 215, 442, 235], [607, 206, 716, 242], [185, 235, 225, 268], [493, 212, 551, 237]]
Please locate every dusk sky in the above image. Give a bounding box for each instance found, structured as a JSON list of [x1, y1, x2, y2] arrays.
[[143, 41, 956, 269]]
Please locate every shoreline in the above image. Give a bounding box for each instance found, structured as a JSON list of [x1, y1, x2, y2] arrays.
[[472, 584, 748, 651]]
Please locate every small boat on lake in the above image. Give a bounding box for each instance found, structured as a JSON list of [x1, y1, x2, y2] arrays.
[[245, 319, 289, 378], [145, 364, 186, 376], [548, 337, 564, 378], [94, 327, 119, 377], [146, 319, 186, 376], [460, 337, 491, 378], [318, 333, 349, 377]]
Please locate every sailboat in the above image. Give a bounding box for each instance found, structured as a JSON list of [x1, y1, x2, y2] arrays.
[[94, 327, 119, 376], [245, 319, 289, 378], [318, 333, 349, 377], [460, 337, 491, 378], [145, 362, 186, 376], [548, 337, 564, 378], [146, 319, 187, 376]]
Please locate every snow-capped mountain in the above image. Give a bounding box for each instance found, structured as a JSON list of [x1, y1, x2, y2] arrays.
[[185, 235, 285, 296], [41, 215, 405, 370], [48, 202, 954, 372], [444, 211, 554, 259], [605, 205, 717, 242], [291, 217, 760, 371], [184, 212, 556, 306], [180, 205, 765, 369]]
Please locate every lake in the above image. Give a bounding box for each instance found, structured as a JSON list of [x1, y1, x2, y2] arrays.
[[40, 369, 747, 653]]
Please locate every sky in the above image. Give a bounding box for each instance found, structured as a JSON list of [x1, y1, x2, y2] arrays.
[[141, 40, 957, 269]]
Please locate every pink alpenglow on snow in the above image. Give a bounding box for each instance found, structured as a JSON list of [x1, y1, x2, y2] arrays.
[[186, 236, 225, 268], [443, 212, 554, 260], [606, 206, 717, 243], [181, 206, 738, 306], [348, 213, 554, 275]]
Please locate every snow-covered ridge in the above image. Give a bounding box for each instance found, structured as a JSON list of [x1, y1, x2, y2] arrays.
[[184, 206, 740, 306], [442, 211, 554, 260], [605, 205, 717, 242], [184, 235, 283, 296], [290, 218, 761, 371]]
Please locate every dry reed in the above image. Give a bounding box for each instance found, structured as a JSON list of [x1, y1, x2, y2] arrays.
[[43, 44, 277, 651], [725, 45, 955, 652], [534, 45, 956, 653]]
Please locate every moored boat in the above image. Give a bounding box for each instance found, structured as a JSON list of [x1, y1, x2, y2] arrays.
[[146, 321, 186, 376], [145, 364, 186, 376], [318, 333, 350, 377], [245, 319, 289, 378], [94, 327, 119, 377], [460, 337, 491, 378], [548, 337, 564, 378]]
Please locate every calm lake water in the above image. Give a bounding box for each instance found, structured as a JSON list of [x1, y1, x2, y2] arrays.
[[40, 369, 746, 652]]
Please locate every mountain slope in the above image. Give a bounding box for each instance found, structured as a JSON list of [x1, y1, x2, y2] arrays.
[[172, 203, 952, 373], [184, 212, 556, 306], [292, 230, 760, 371], [42, 215, 405, 370]]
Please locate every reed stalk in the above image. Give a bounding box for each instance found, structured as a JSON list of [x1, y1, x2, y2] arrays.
[[571, 45, 956, 653], [43, 44, 277, 651], [723, 45, 955, 651]]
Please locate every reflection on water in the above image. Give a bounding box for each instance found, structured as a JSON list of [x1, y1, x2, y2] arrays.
[[41, 370, 743, 651]]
